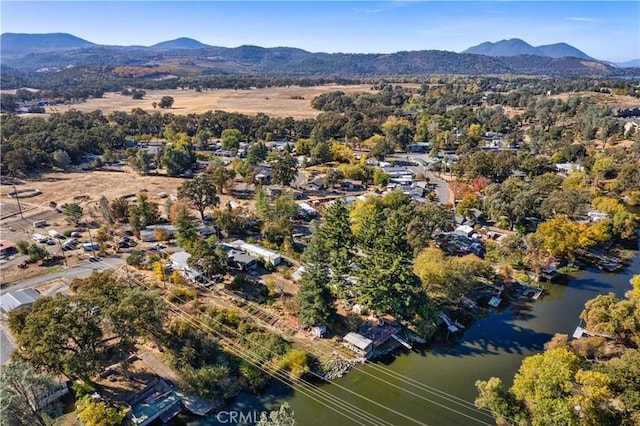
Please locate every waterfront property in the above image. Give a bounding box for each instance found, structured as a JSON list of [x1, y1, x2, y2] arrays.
[[342, 316, 411, 359], [342, 332, 373, 358], [125, 377, 182, 426]]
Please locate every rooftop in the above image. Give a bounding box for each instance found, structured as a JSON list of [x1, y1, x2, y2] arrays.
[[343, 332, 373, 350], [0, 288, 41, 312]]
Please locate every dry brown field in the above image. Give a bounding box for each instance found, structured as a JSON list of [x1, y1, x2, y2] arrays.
[[43, 85, 379, 119], [549, 91, 640, 108], [0, 170, 253, 284]]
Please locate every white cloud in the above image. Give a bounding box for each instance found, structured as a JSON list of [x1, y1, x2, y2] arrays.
[[481, 9, 506, 15], [565, 17, 596, 22]]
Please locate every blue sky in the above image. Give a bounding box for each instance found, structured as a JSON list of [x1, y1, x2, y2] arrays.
[[1, 1, 638, 62]]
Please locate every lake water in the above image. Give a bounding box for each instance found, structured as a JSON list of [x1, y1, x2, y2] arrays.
[[185, 243, 639, 426]]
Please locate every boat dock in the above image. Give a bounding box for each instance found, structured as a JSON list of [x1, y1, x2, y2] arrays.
[[521, 286, 544, 300], [438, 311, 465, 333]]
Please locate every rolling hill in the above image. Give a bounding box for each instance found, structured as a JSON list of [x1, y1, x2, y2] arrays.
[[150, 37, 213, 50], [0, 32, 95, 57], [0, 33, 634, 80]]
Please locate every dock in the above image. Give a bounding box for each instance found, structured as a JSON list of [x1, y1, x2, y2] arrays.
[[391, 334, 412, 349], [438, 311, 465, 333], [572, 326, 613, 340], [521, 286, 544, 300]]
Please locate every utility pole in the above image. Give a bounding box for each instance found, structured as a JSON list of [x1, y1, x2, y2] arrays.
[[12, 183, 24, 219], [57, 238, 68, 266], [87, 227, 97, 258]]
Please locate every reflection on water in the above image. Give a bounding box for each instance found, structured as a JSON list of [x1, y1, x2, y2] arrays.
[[185, 245, 639, 426]]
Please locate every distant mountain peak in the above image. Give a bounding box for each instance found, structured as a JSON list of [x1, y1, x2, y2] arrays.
[[463, 39, 594, 60], [463, 39, 541, 57], [150, 37, 211, 50]]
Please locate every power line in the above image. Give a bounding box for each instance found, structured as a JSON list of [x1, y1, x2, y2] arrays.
[[166, 306, 385, 426], [180, 262, 499, 424], [97, 254, 498, 425], [108, 264, 396, 426]]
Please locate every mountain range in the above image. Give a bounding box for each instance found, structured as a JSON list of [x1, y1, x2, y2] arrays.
[[1, 33, 638, 80]]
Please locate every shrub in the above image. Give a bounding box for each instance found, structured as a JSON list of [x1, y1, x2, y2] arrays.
[[228, 275, 247, 291], [72, 380, 97, 399], [126, 250, 146, 267], [168, 286, 197, 303], [277, 349, 310, 379], [15, 240, 29, 255]]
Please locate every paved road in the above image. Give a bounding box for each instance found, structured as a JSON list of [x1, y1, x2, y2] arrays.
[[0, 256, 125, 364], [0, 256, 125, 296], [424, 172, 452, 205], [391, 153, 452, 204], [0, 325, 14, 364]]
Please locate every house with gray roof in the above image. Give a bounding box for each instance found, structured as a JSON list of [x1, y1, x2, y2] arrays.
[[0, 288, 41, 313], [342, 332, 373, 358]]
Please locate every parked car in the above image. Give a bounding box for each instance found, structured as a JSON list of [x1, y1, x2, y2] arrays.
[[147, 243, 166, 252]]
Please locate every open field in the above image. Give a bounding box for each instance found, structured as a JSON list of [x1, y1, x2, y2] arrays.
[[549, 91, 640, 108], [1, 170, 187, 208], [0, 170, 252, 284], [44, 85, 378, 119]]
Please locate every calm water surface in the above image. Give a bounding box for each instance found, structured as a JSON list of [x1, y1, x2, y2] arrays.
[[187, 244, 639, 426]]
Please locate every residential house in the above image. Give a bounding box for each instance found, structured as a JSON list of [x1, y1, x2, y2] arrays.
[[297, 203, 318, 219], [342, 332, 373, 358], [254, 168, 272, 185], [0, 288, 41, 313], [409, 142, 431, 153], [140, 224, 177, 242], [217, 244, 258, 271], [454, 225, 475, 238], [555, 163, 584, 176], [169, 251, 191, 272], [307, 176, 326, 192], [0, 240, 17, 258], [228, 240, 282, 266], [340, 180, 365, 191]]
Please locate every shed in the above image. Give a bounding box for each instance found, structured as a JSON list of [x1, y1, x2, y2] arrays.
[[292, 266, 306, 282], [0, 288, 41, 313], [311, 325, 327, 338], [454, 225, 474, 237]]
